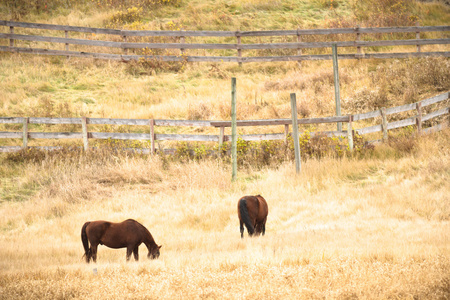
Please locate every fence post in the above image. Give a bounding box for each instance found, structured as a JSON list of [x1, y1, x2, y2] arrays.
[[9, 25, 14, 47], [122, 35, 128, 55], [81, 116, 89, 151], [218, 126, 224, 156], [380, 107, 388, 142], [65, 30, 69, 51], [22, 117, 29, 149], [297, 28, 302, 67], [236, 31, 242, 66], [284, 124, 290, 145], [179, 32, 185, 57], [65, 30, 70, 59], [332, 44, 342, 132], [290, 93, 301, 174], [231, 78, 237, 181], [416, 102, 422, 135], [347, 115, 353, 151], [355, 25, 362, 57], [150, 119, 155, 154], [416, 21, 421, 53]]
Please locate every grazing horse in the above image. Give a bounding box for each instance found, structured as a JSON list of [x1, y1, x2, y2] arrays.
[[81, 219, 161, 263], [237, 195, 268, 238]]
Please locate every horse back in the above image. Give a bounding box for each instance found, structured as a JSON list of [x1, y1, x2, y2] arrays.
[[255, 195, 268, 218], [239, 195, 266, 220], [85, 220, 112, 242], [123, 219, 148, 237], [85, 220, 135, 248]]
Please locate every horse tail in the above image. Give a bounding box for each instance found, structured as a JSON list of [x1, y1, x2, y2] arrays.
[[81, 222, 91, 262], [239, 198, 255, 236]]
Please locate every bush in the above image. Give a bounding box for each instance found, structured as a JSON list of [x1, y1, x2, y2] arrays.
[[171, 133, 364, 169], [2, 0, 77, 19], [4, 148, 48, 164], [94, 0, 181, 10], [343, 87, 390, 113], [106, 7, 143, 27], [126, 48, 188, 75], [351, 0, 418, 27]]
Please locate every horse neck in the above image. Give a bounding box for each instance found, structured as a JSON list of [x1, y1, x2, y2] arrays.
[[142, 228, 157, 250]]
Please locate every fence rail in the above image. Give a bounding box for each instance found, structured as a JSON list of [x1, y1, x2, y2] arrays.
[[1, 20, 449, 63], [0, 92, 448, 154]]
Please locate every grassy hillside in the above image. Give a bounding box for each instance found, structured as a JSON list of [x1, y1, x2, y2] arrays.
[[2, 0, 449, 29], [0, 0, 449, 123], [0, 0, 449, 299]]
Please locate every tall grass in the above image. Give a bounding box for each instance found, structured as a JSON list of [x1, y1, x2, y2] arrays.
[[0, 1, 449, 298], [0, 129, 449, 299], [0, 56, 448, 122]]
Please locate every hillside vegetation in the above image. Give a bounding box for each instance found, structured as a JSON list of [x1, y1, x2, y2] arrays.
[[0, 0, 449, 299], [0, 0, 449, 122]]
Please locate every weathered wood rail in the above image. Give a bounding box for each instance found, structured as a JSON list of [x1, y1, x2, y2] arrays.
[[0, 92, 448, 154], [0, 21, 449, 62]]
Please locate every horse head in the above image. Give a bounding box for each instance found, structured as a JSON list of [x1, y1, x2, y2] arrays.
[[148, 245, 162, 259]]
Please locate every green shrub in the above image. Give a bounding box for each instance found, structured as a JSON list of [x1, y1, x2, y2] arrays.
[[170, 133, 364, 168], [106, 6, 143, 27]]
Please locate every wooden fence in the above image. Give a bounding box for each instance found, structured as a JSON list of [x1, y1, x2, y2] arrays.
[[0, 20, 449, 63], [0, 92, 448, 154]]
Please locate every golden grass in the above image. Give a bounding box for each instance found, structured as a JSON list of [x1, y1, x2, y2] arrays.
[[1, 55, 447, 145], [0, 130, 449, 299], [0, 2, 449, 297]]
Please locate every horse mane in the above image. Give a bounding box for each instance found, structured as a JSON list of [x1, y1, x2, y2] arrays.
[[132, 219, 157, 248]]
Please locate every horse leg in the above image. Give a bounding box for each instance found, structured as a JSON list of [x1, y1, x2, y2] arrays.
[[87, 249, 92, 263], [251, 220, 258, 236], [91, 244, 98, 263], [254, 223, 261, 236], [126, 246, 133, 261], [84, 248, 91, 263], [240, 220, 244, 238], [133, 245, 139, 261]]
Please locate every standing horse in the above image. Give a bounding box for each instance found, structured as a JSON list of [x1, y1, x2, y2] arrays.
[[237, 195, 268, 238], [81, 219, 161, 263]]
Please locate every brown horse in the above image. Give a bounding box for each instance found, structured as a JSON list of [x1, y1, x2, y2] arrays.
[[81, 219, 161, 263], [237, 195, 268, 238]]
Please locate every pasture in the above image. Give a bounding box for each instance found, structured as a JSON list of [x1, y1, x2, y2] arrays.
[[0, 129, 449, 299], [0, 0, 449, 298]]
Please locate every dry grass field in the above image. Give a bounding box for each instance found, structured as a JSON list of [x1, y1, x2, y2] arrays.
[[1, 0, 450, 298], [0, 129, 449, 299]]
